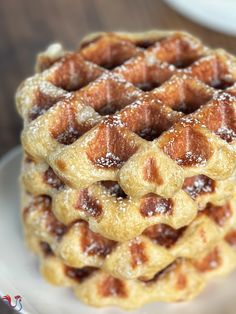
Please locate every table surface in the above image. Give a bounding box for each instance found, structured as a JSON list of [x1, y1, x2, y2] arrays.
[[1, 0, 236, 158]]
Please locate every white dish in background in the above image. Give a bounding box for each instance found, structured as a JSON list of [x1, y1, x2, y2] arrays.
[[165, 0, 236, 36], [0, 147, 236, 314]]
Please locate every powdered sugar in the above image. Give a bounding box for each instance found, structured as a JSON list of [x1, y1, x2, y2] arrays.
[[96, 152, 123, 168]]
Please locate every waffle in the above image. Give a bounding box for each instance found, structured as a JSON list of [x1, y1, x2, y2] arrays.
[[25, 229, 236, 310], [22, 158, 236, 240], [22, 190, 236, 280], [16, 31, 236, 240], [16, 30, 236, 309], [17, 31, 236, 197]]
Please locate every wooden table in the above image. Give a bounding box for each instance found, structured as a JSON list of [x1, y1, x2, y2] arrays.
[[1, 0, 236, 158]]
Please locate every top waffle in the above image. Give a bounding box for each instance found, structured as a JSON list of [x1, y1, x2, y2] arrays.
[[16, 31, 236, 199]]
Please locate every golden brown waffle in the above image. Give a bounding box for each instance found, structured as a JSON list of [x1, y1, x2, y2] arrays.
[[21, 157, 236, 240], [16, 31, 236, 242], [22, 190, 236, 280], [17, 31, 236, 197], [16, 31, 236, 309], [25, 230, 236, 310]]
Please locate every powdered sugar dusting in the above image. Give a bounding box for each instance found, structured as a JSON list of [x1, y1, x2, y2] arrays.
[[96, 152, 123, 168]]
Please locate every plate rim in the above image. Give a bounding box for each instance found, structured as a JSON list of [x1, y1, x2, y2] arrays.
[[165, 0, 236, 36], [0, 147, 21, 171]]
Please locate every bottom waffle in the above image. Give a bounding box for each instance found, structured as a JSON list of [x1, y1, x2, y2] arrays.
[[24, 229, 236, 310]]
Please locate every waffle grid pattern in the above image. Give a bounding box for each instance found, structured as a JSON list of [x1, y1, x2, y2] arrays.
[[22, 190, 236, 280], [25, 229, 236, 310], [17, 31, 236, 309], [22, 159, 236, 240]]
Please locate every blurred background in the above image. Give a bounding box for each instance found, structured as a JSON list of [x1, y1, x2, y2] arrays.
[[0, 0, 236, 159]]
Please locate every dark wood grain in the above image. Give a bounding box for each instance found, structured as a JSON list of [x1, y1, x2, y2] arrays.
[[0, 0, 236, 157]]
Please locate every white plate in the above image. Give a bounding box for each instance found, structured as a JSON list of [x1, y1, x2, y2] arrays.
[[0, 147, 236, 314], [165, 0, 236, 36]]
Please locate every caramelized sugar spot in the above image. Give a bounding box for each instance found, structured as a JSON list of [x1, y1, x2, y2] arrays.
[[143, 157, 163, 185], [56, 160, 66, 172], [129, 240, 148, 269], [81, 76, 140, 116], [140, 194, 173, 217], [194, 248, 221, 272], [101, 181, 127, 199], [23, 195, 51, 221], [40, 241, 53, 257], [55, 127, 81, 145], [176, 273, 187, 290], [172, 89, 212, 115], [44, 167, 65, 190], [189, 54, 235, 90], [196, 93, 236, 143], [99, 276, 127, 298], [50, 103, 88, 145], [183, 175, 215, 199], [65, 266, 97, 283], [144, 224, 186, 248], [81, 34, 139, 69], [76, 189, 102, 218], [23, 195, 66, 237], [152, 34, 200, 65], [29, 89, 64, 121], [86, 119, 138, 169], [202, 202, 232, 227], [225, 230, 236, 249], [80, 222, 116, 257], [214, 95, 236, 142], [51, 53, 103, 91], [154, 75, 213, 116], [44, 211, 67, 238], [120, 97, 182, 141], [162, 123, 212, 167]]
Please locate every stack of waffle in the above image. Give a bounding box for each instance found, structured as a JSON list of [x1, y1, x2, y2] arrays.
[[16, 31, 236, 309]]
